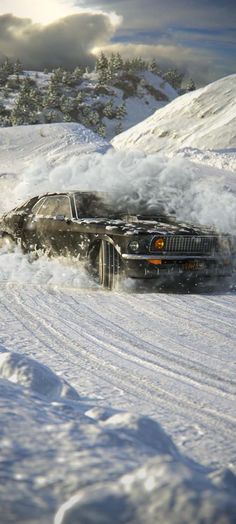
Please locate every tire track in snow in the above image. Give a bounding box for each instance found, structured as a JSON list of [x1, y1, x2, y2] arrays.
[[119, 292, 236, 357], [4, 284, 235, 401], [1, 285, 235, 436], [68, 294, 236, 394]]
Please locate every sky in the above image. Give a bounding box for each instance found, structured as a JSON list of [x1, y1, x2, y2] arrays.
[[0, 0, 235, 85]]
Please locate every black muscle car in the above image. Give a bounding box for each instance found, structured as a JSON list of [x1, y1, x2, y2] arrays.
[[0, 191, 234, 289]]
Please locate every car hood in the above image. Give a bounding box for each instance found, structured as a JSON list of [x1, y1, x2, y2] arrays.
[[75, 216, 216, 236]]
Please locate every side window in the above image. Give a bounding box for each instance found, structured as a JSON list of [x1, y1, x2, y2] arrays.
[[31, 198, 46, 215], [37, 196, 71, 218], [75, 193, 105, 218]]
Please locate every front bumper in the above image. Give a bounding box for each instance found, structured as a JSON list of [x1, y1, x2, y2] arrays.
[[121, 253, 234, 279]]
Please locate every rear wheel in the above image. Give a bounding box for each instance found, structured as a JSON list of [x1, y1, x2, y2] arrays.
[[98, 240, 121, 290]]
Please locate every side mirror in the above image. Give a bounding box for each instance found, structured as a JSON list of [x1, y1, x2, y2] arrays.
[[55, 215, 71, 224]]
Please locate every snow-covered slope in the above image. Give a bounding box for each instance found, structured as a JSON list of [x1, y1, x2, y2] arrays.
[[81, 70, 178, 139], [0, 122, 110, 174], [0, 87, 236, 523], [0, 68, 178, 140], [112, 75, 236, 157]]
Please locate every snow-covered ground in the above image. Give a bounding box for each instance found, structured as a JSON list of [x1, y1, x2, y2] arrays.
[[0, 77, 236, 523], [1, 283, 236, 524], [0, 69, 178, 140], [0, 122, 110, 174], [112, 74, 236, 156]]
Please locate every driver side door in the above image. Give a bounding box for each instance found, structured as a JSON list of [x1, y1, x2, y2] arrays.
[[22, 195, 73, 256]]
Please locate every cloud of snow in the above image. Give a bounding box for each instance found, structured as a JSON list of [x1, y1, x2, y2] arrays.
[[2, 149, 235, 234], [0, 246, 97, 289], [0, 149, 235, 288]]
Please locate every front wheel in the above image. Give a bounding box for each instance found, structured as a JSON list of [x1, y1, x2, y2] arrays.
[[98, 240, 122, 290]]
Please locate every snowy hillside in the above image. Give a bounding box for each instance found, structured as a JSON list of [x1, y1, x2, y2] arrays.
[[0, 122, 110, 174], [0, 76, 236, 523], [0, 62, 178, 140], [112, 74, 236, 166]]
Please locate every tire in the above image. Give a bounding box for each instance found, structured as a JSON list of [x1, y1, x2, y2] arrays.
[[98, 240, 121, 290], [0, 234, 16, 252]]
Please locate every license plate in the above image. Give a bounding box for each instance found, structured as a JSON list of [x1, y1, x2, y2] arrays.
[[183, 261, 205, 270]]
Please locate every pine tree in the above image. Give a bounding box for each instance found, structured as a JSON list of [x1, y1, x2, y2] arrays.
[[21, 76, 37, 89], [50, 67, 65, 84], [97, 122, 106, 137], [2, 86, 10, 98], [43, 83, 61, 109], [42, 109, 63, 124], [0, 68, 9, 87], [76, 91, 84, 105], [185, 78, 196, 92], [59, 95, 77, 120], [129, 57, 147, 72], [114, 121, 123, 135], [149, 59, 162, 76], [163, 69, 184, 90], [62, 71, 75, 86], [0, 101, 11, 126], [10, 83, 42, 125], [96, 52, 109, 73], [0, 113, 11, 127], [103, 100, 114, 118], [14, 58, 24, 75], [88, 110, 100, 126], [96, 52, 110, 85], [116, 102, 126, 119], [109, 53, 123, 75], [113, 53, 123, 72], [0, 101, 6, 117], [2, 57, 14, 75], [73, 66, 83, 83]]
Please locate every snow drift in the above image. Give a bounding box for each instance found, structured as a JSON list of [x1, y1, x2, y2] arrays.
[[0, 122, 110, 174], [112, 75, 236, 156], [0, 350, 79, 401], [56, 458, 236, 524], [1, 357, 236, 524]]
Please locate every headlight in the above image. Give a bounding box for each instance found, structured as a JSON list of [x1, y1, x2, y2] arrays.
[[129, 240, 140, 252], [154, 238, 165, 250], [220, 237, 230, 251]]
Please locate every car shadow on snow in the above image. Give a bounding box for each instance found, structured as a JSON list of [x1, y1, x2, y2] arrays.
[[121, 275, 236, 295]]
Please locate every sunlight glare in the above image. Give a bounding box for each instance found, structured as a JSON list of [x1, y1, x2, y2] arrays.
[[0, 0, 78, 24]]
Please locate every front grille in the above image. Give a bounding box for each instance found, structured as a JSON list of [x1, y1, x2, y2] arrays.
[[151, 235, 217, 254]]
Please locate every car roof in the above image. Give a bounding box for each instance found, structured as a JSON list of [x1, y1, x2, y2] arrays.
[[42, 190, 108, 197]]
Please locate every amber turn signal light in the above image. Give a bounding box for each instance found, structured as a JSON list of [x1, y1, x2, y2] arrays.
[[154, 238, 165, 250], [148, 259, 162, 265]]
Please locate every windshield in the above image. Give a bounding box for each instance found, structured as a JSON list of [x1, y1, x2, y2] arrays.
[[74, 192, 169, 219]]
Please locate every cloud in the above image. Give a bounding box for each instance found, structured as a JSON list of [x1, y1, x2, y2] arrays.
[[0, 0, 234, 84], [0, 12, 119, 70], [97, 42, 227, 85], [76, 0, 236, 84], [76, 0, 236, 32], [0, 0, 77, 24]]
